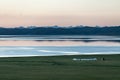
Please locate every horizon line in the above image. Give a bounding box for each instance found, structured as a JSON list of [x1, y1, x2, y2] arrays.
[[0, 25, 120, 28]]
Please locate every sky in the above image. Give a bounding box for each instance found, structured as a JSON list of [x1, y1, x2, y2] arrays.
[[0, 0, 120, 27]]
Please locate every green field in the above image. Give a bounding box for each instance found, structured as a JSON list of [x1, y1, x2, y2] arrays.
[[0, 54, 120, 80]]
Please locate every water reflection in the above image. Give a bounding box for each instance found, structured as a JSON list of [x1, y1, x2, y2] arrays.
[[0, 35, 120, 41], [0, 35, 120, 57], [0, 46, 120, 57], [0, 40, 120, 46], [0, 35, 120, 46]]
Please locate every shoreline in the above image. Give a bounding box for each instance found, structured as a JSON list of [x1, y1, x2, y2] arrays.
[[0, 53, 120, 58], [0, 54, 120, 58]]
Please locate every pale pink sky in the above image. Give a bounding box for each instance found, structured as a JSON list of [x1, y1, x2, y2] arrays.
[[0, 0, 120, 27]]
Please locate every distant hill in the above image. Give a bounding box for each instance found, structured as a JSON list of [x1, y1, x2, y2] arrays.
[[0, 26, 120, 35]]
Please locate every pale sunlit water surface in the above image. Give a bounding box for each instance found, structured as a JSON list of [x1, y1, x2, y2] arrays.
[[0, 35, 120, 57]]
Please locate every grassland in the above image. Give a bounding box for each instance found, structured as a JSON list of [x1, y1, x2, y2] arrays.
[[0, 54, 120, 80]]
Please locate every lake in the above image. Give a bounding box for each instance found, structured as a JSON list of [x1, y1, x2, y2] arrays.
[[0, 35, 120, 57]]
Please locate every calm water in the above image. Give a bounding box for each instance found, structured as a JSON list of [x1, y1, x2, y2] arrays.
[[0, 35, 120, 57]]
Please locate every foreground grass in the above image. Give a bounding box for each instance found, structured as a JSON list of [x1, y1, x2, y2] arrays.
[[0, 55, 120, 80]]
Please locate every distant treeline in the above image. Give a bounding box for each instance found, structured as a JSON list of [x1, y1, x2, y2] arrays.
[[0, 26, 120, 35]]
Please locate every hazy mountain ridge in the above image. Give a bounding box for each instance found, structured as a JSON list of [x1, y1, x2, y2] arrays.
[[0, 26, 120, 35]]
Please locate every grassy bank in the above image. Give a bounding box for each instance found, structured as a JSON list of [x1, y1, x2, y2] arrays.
[[0, 54, 120, 80]]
